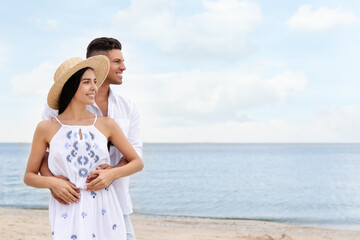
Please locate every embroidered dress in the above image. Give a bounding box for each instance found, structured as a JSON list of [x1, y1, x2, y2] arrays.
[[48, 115, 126, 240], [42, 86, 143, 215]]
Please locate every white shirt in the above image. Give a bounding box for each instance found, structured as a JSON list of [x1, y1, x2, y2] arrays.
[[42, 86, 143, 215]]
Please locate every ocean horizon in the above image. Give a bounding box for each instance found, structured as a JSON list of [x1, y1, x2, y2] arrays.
[[1, 142, 360, 230]]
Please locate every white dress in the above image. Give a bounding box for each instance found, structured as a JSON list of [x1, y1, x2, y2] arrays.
[[48, 116, 126, 240]]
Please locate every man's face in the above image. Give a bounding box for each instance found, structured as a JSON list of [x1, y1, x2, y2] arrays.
[[106, 49, 126, 85]]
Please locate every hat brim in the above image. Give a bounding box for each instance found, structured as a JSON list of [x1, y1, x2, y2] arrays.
[[47, 55, 110, 110]]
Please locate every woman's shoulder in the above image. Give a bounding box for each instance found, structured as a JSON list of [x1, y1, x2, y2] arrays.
[[95, 116, 119, 132], [36, 119, 55, 130], [96, 116, 116, 126], [34, 119, 60, 139], [93, 116, 117, 140]]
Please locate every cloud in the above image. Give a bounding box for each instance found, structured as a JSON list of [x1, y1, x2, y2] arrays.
[[121, 68, 307, 126], [286, 5, 356, 31], [113, 0, 262, 60], [138, 105, 360, 143], [10, 62, 56, 97], [310, 105, 360, 141], [0, 105, 44, 142]]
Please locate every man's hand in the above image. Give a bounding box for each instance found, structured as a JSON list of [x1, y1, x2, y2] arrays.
[[86, 169, 116, 191], [117, 157, 129, 167], [49, 176, 80, 204], [85, 157, 129, 191], [86, 157, 128, 183], [86, 164, 112, 183]]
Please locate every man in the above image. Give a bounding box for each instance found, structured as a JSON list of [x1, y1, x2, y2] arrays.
[[41, 37, 143, 240]]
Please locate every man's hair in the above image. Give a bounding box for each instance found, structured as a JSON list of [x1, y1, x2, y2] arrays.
[[58, 67, 91, 114], [86, 37, 122, 58]]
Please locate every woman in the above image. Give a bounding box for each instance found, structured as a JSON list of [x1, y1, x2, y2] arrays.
[[24, 56, 143, 240]]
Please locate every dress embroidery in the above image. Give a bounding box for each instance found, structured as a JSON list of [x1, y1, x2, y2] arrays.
[[48, 115, 126, 239]]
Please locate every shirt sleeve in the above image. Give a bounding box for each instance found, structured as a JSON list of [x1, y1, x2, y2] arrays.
[[42, 103, 59, 120], [127, 102, 143, 159]]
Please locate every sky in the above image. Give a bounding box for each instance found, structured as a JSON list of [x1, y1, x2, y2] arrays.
[[1, 0, 360, 143]]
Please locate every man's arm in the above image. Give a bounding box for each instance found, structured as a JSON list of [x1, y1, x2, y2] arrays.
[[40, 104, 57, 177], [89, 102, 143, 173], [86, 118, 143, 191], [127, 103, 143, 159], [39, 152, 52, 176], [86, 102, 143, 189]]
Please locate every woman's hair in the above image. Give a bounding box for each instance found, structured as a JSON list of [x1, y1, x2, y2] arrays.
[[86, 37, 122, 58], [58, 67, 91, 114]]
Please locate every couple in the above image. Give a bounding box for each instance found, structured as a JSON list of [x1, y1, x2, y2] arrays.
[[24, 37, 143, 239]]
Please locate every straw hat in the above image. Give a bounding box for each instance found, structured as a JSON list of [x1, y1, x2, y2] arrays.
[[47, 56, 110, 109]]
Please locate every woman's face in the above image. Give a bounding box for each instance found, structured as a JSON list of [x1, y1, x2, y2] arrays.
[[73, 68, 97, 106]]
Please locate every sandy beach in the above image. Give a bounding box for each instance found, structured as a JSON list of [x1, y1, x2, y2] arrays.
[[1, 207, 359, 240]]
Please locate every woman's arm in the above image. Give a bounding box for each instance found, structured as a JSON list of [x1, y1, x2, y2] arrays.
[[24, 121, 80, 203], [86, 117, 144, 191]]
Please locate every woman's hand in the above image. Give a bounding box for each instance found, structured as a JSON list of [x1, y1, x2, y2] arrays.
[[48, 176, 80, 204], [86, 168, 116, 191]]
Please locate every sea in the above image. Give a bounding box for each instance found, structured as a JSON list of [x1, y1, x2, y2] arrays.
[[1, 143, 360, 230]]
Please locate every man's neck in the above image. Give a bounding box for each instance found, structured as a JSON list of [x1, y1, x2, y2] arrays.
[[95, 84, 110, 117], [96, 84, 110, 101]]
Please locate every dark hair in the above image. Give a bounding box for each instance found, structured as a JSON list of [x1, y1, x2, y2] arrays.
[[58, 67, 90, 114], [86, 37, 122, 58]]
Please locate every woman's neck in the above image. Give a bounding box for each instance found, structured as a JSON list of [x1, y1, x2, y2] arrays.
[[58, 101, 94, 124]]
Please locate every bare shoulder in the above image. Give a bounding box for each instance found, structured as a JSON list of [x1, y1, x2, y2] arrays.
[[96, 116, 117, 127], [35, 119, 61, 140], [36, 119, 53, 132], [94, 116, 118, 140], [32, 120, 51, 145]]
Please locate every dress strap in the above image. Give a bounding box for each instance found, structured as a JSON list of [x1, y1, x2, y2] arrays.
[[92, 114, 98, 126], [54, 117, 64, 126]]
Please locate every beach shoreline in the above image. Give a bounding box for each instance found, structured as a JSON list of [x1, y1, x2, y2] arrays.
[[1, 207, 359, 240]]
